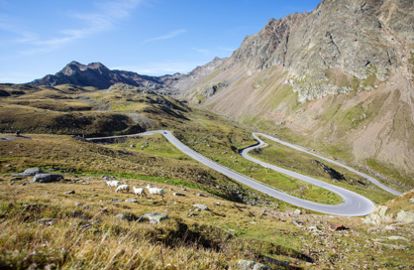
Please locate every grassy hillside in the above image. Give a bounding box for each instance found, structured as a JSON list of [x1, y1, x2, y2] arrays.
[[1, 83, 413, 269]]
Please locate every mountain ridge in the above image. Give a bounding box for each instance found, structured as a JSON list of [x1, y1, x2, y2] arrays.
[[171, 0, 414, 181], [29, 61, 179, 92]]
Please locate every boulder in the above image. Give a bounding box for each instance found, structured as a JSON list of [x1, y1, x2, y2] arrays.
[[293, 209, 301, 216], [17, 167, 42, 177], [32, 173, 64, 183], [363, 206, 392, 225], [116, 213, 138, 222], [395, 211, 414, 224], [193, 204, 209, 211], [236, 260, 270, 270], [140, 213, 168, 224]]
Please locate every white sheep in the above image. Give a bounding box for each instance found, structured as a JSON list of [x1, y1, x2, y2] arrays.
[[115, 184, 130, 193], [106, 180, 120, 188], [147, 187, 165, 196], [132, 186, 145, 195]]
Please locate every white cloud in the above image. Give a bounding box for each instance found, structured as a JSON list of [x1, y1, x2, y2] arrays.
[[11, 0, 143, 54], [143, 29, 187, 44]]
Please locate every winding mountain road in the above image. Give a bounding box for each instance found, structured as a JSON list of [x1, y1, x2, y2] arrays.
[[86, 130, 400, 216]]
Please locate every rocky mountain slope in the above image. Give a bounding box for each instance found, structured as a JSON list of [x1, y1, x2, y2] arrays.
[[30, 61, 179, 92], [174, 0, 414, 187]]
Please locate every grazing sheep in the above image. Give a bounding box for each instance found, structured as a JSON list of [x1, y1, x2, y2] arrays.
[[115, 184, 129, 193], [147, 187, 165, 196], [132, 187, 145, 195], [105, 180, 120, 188]]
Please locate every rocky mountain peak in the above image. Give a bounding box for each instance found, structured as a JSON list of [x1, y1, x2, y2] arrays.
[[219, 0, 414, 101], [30, 61, 172, 91]]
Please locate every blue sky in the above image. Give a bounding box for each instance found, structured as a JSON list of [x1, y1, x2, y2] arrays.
[[0, 0, 320, 83]]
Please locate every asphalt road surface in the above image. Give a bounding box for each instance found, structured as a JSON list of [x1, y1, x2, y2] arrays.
[[86, 130, 400, 216]]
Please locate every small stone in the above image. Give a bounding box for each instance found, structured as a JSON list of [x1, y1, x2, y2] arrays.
[[193, 204, 209, 211], [196, 193, 207, 197], [64, 190, 75, 195], [38, 218, 55, 226], [32, 173, 63, 183], [125, 198, 138, 203], [140, 213, 168, 224], [236, 259, 270, 270], [236, 260, 255, 270], [173, 192, 186, 197], [293, 209, 301, 216], [387, 236, 408, 241], [116, 213, 137, 222], [384, 225, 396, 231]]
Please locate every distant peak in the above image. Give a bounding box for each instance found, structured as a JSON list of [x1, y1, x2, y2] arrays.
[[86, 62, 110, 72], [68, 60, 82, 65]]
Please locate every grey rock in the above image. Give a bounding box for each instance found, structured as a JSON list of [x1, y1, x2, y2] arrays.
[[38, 218, 55, 226], [17, 167, 42, 177], [395, 210, 414, 224], [116, 213, 138, 222], [125, 198, 138, 203], [387, 235, 409, 241], [32, 173, 64, 183], [30, 61, 169, 91], [193, 204, 209, 211], [236, 260, 270, 270], [293, 209, 301, 216], [140, 213, 168, 224]]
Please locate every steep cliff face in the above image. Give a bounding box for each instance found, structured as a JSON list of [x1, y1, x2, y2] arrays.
[[174, 0, 414, 183]]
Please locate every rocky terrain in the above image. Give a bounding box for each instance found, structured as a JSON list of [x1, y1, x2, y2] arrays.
[[172, 0, 414, 189], [1, 0, 414, 268], [30, 61, 179, 92]]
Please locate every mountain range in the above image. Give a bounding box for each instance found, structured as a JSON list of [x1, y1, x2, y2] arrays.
[[29, 61, 179, 93], [173, 0, 414, 181], [16, 0, 414, 182]]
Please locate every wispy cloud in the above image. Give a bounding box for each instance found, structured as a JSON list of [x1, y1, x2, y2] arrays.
[[143, 29, 187, 44], [8, 0, 143, 55]]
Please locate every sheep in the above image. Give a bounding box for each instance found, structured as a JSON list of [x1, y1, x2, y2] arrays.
[[132, 187, 145, 196], [115, 184, 129, 193], [147, 187, 165, 196], [105, 180, 120, 188]]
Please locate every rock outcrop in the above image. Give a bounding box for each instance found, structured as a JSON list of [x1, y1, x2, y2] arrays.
[[30, 61, 178, 92], [173, 0, 414, 180]]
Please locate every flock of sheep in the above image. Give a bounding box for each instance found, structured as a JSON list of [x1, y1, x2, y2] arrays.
[[103, 176, 165, 196]]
